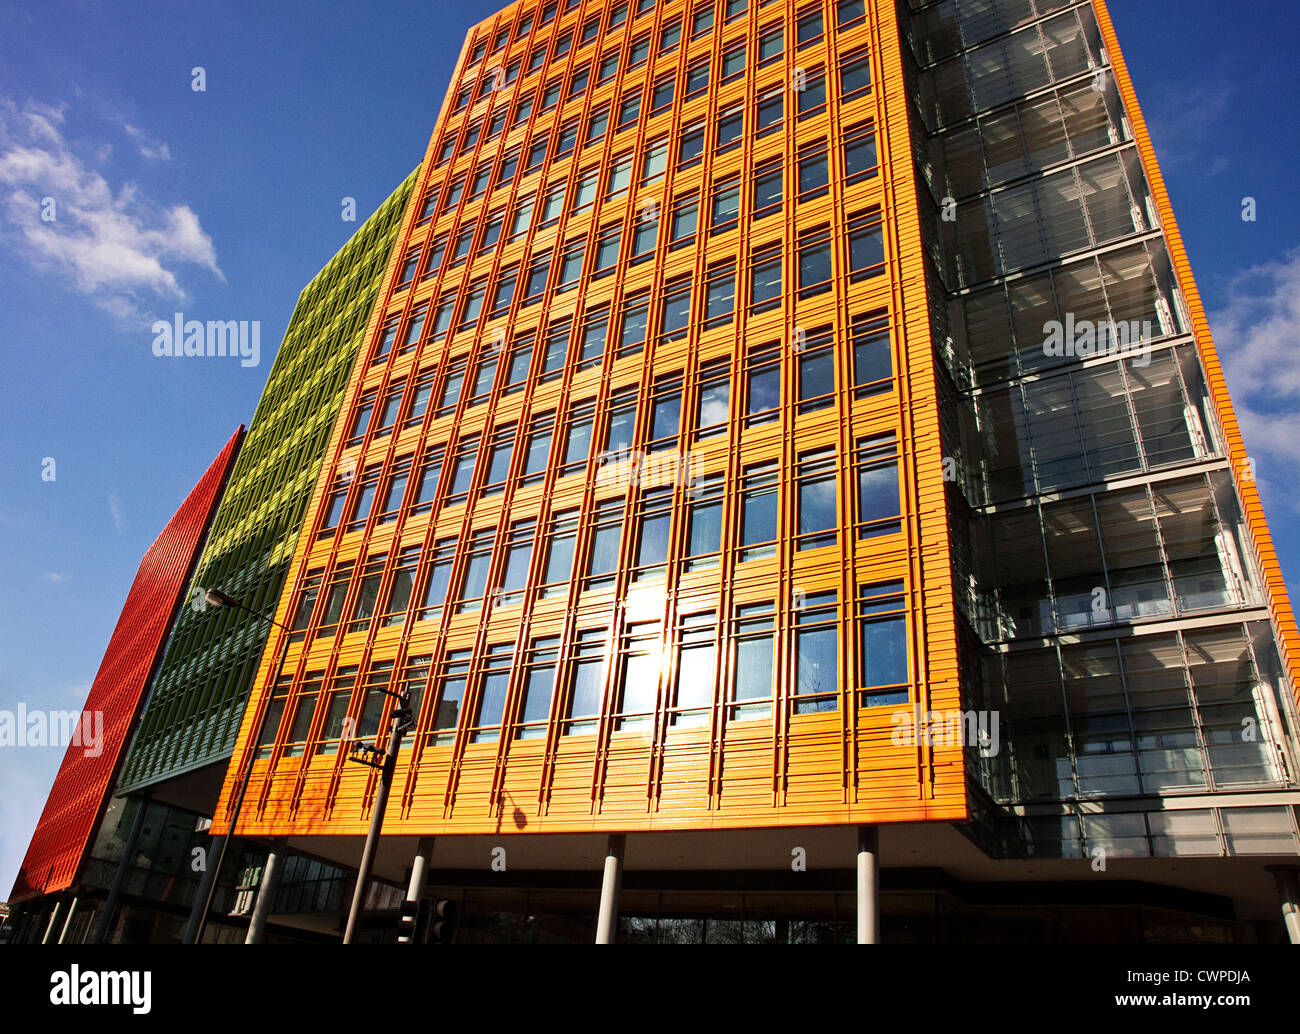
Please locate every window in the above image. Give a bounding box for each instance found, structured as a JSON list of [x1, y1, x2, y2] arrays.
[[852, 309, 892, 396], [648, 375, 682, 448], [557, 237, 587, 291], [797, 142, 830, 201], [858, 582, 908, 707], [710, 177, 741, 233], [685, 59, 710, 98], [796, 5, 823, 48], [255, 675, 291, 758], [540, 318, 572, 382], [422, 236, 448, 281], [840, 49, 872, 101], [289, 570, 324, 639], [404, 371, 436, 429], [796, 326, 835, 411], [346, 390, 376, 446], [555, 120, 579, 158], [412, 449, 443, 515], [607, 156, 634, 197], [628, 35, 651, 68], [703, 261, 736, 329], [416, 538, 457, 622], [344, 465, 381, 533], [677, 124, 706, 169], [603, 389, 639, 456], [498, 519, 536, 607], [695, 361, 730, 436], [468, 163, 493, 199], [721, 42, 746, 82], [503, 333, 535, 394], [509, 195, 535, 240], [581, 16, 601, 44], [740, 461, 779, 560], [594, 223, 622, 276], [659, 279, 692, 342], [848, 208, 886, 280], [315, 667, 357, 755], [512, 92, 535, 128], [446, 434, 480, 506], [794, 592, 838, 714], [456, 529, 496, 613], [315, 561, 353, 639], [715, 107, 744, 154], [732, 603, 774, 720], [669, 194, 699, 249], [481, 423, 516, 497], [539, 79, 562, 112], [843, 121, 878, 184], [435, 359, 466, 418], [574, 170, 598, 213], [527, 46, 547, 74], [585, 105, 610, 145], [478, 212, 505, 255], [750, 245, 782, 314], [486, 108, 508, 141], [758, 24, 783, 65], [372, 319, 399, 365], [672, 612, 716, 726], [518, 637, 560, 739], [441, 177, 464, 213], [856, 432, 901, 538], [524, 135, 549, 173], [357, 660, 394, 742], [634, 488, 673, 580], [430, 292, 457, 340], [489, 264, 518, 316], [429, 651, 470, 746], [618, 91, 641, 129], [319, 474, 351, 539], [578, 306, 610, 369], [540, 183, 566, 225], [724, 0, 747, 21], [399, 653, 432, 738], [564, 629, 606, 734], [631, 207, 658, 262], [753, 161, 781, 219], [659, 18, 681, 53], [797, 227, 834, 298], [568, 67, 590, 101], [415, 188, 439, 225], [561, 402, 595, 477], [642, 140, 669, 183], [584, 499, 624, 589], [618, 292, 650, 355], [380, 546, 420, 628], [524, 250, 551, 301], [521, 412, 554, 487], [797, 68, 826, 120], [457, 280, 487, 332], [616, 621, 662, 728], [756, 90, 783, 137], [684, 476, 725, 571], [395, 246, 422, 290], [691, 2, 714, 38], [345, 552, 387, 634], [376, 456, 412, 524], [796, 447, 838, 550], [651, 74, 676, 113], [450, 225, 477, 267], [597, 50, 620, 83], [541, 510, 580, 596]]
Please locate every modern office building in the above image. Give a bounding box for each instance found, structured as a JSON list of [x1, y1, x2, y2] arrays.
[[8, 429, 243, 944], [6, 173, 419, 944], [204, 0, 1300, 944]]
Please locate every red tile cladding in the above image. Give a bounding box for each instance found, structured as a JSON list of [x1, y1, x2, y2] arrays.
[[9, 427, 243, 902]]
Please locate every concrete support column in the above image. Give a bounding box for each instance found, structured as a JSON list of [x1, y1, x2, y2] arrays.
[[1267, 866, 1300, 944], [94, 791, 150, 944], [57, 896, 79, 944], [595, 833, 626, 944], [857, 825, 880, 945], [244, 841, 286, 944], [41, 900, 65, 944], [398, 837, 435, 944]]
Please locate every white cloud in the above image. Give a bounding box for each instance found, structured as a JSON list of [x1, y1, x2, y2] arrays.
[[122, 122, 171, 162], [39, 572, 71, 583], [1208, 248, 1300, 514], [107, 491, 126, 533], [0, 98, 221, 322]]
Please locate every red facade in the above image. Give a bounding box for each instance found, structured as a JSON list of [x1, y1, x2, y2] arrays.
[[9, 428, 243, 902]]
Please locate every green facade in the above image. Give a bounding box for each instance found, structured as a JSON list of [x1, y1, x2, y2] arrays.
[[117, 169, 418, 796]]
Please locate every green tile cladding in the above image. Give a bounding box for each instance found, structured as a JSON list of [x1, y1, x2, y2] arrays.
[[117, 169, 418, 795]]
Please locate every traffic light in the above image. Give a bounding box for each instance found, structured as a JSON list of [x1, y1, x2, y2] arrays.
[[429, 899, 457, 944], [396, 896, 420, 944]]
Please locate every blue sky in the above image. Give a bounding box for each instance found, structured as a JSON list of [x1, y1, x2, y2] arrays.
[[1, 0, 1298, 898]]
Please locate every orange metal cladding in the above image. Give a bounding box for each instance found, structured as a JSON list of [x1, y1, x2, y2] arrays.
[[212, 0, 965, 842], [1092, 0, 1300, 709], [10, 429, 242, 902]]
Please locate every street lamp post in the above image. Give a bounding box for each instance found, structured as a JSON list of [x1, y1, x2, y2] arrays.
[[182, 587, 293, 945]]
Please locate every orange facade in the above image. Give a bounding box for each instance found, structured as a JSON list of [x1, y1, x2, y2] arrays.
[[213, 0, 968, 841]]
